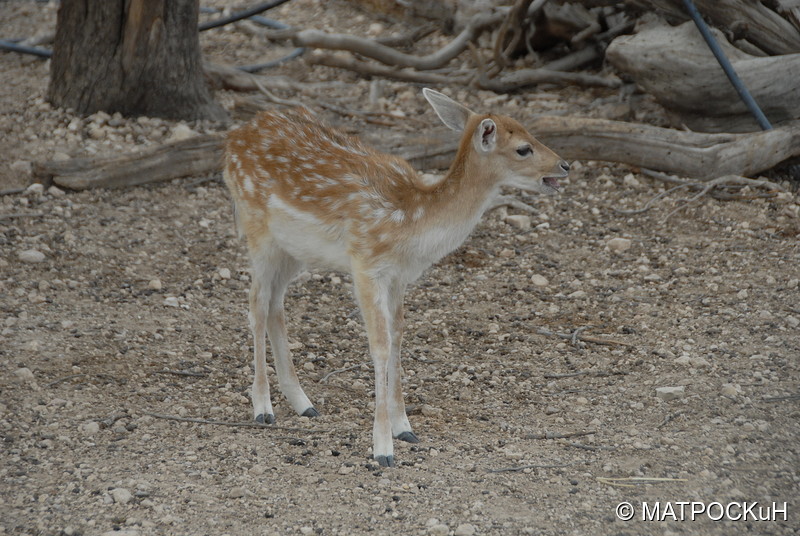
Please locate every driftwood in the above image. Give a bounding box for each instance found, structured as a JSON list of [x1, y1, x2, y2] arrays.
[[631, 0, 800, 55], [33, 109, 800, 190], [34, 134, 223, 190], [607, 22, 800, 132], [530, 116, 800, 178]]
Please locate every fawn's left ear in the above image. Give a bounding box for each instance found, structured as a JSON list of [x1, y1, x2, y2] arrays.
[[473, 118, 497, 154]]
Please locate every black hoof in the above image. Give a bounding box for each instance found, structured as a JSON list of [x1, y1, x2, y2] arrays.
[[301, 407, 320, 418], [375, 455, 395, 468], [255, 413, 275, 425], [395, 431, 420, 444]]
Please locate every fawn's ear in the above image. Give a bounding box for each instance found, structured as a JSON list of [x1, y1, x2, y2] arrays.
[[422, 88, 474, 132], [473, 118, 497, 154]]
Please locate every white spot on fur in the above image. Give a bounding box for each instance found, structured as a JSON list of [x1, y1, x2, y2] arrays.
[[389, 209, 405, 223]]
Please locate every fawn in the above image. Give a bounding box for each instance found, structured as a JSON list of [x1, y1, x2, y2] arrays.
[[223, 88, 569, 467]]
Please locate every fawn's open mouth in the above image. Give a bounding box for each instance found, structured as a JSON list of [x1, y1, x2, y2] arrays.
[[543, 176, 562, 191]]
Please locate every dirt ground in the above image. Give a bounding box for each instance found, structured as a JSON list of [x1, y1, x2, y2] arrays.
[[1, 2, 799, 536]]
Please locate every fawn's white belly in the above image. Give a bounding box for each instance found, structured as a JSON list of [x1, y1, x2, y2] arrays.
[[267, 194, 352, 271]]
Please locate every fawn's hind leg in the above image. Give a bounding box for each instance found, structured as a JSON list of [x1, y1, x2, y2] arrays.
[[249, 244, 317, 422], [264, 250, 318, 417]]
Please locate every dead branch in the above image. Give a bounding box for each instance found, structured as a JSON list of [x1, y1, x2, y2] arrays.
[[525, 430, 595, 440], [34, 133, 224, 190], [319, 364, 363, 383], [143, 412, 320, 433], [479, 66, 619, 91], [618, 169, 785, 217], [530, 116, 800, 178], [0, 212, 45, 220], [492, 0, 540, 74], [292, 10, 504, 71], [488, 463, 572, 473], [536, 327, 633, 347], [657, 411, 684, 429], [543, 369, 627, 379], [307, 52, 471, 85], [568, 442, 616, 451], [662, 174, 785, 221]]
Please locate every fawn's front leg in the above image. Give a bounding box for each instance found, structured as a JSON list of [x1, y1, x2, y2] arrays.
[[352, 265, 396, 467], [388, 282, 417, 444]]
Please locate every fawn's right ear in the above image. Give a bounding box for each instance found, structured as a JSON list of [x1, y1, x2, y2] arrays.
[[422, 88, 474, 132]]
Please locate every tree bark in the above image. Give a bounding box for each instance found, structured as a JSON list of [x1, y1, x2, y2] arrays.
[[48, 0, 227, 122]]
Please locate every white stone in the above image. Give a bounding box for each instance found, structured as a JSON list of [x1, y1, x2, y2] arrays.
[[505, 214, 531, 230], [655, 386, 685, 401], [11, 160, 33, 178], [228, 487, 247, 499], [786, 315, 799, 328], [530, 274, 549, 287], [148, 279, 162, 290], [18, 249, 46, 263], [111, 487, 133, 505], [622, 173, 641, 188], [218, 268, 231, 280], [421, 404, 443, 418], [428, 524, 450, 536], [168, 124, 197, 142], [455, 523, 477, 536], [25, 182, 44, 195], [81, 421, 100, 435], [163, 296, 179, 307], [14, 367, 35, 381], [607, 237, 632, 254], [568, 290, 587, 299], [47, 185, 65, 197], [338, 464, 354, 475], [674, 355, 710, 368], [720, 383, 740, 397]]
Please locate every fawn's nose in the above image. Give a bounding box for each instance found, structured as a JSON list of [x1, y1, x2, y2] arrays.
[[559, 160, 570, 174]]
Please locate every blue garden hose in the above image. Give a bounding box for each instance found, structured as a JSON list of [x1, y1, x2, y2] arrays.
[[681, 0, 773, 131]]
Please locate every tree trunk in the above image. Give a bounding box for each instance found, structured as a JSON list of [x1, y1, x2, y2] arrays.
[[48, 0, 227, 122]]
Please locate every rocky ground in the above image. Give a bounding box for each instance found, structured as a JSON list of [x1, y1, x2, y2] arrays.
[[1, 1, 799, 536]]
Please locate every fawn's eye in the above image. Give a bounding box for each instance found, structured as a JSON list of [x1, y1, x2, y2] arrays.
[[516, 145, 533, 157]]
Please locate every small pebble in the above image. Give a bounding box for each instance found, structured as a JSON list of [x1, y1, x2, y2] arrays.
[[111, 488, 133, 505], [25, 182, 44, 195], [454, 523, 477, 536], [14, 367, 35, 381], [720, 383, 740, 397], [148, 279, 162, 290], [163, 296, 179, 307], [428, 524, 449, 536], [18, 249, 46, 263], [606, 237, 632, 254], [530, 274, 548, 287], [168, 124, 198, 142], [505, 214, 531, 230], [218, 267, 231, 279], [48, 185, 65, 197], [655, 386, 685, 401], [228, 487, 247, 499]]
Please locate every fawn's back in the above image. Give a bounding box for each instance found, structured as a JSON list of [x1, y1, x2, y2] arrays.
[[226, 107, 475, 279]]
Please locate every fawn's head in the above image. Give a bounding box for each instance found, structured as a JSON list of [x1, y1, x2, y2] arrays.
[[423, 88, 569, 195]]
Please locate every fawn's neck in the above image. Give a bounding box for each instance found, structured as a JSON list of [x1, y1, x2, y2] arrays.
[[425, 144, 500, 225]]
